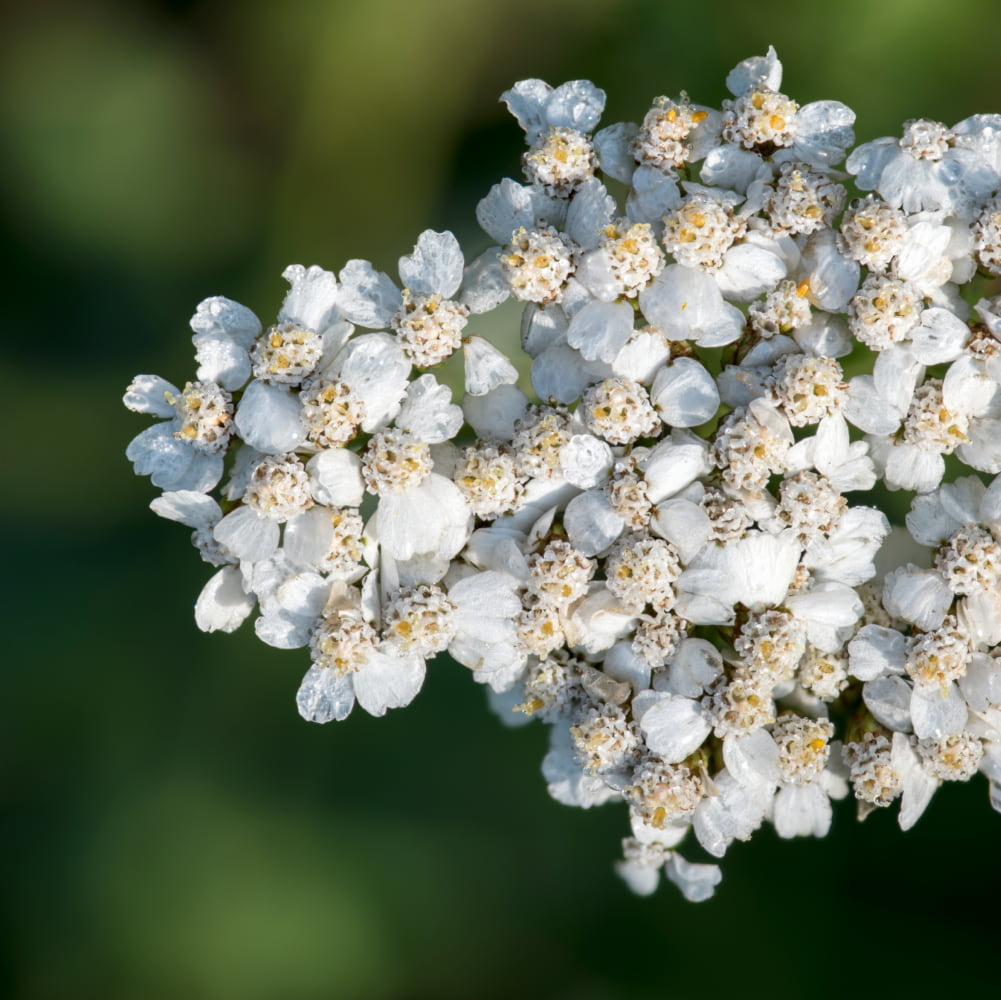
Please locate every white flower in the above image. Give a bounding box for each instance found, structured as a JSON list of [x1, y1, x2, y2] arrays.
[[125, 377, 234, 492], [847, 118, 1001, 216]]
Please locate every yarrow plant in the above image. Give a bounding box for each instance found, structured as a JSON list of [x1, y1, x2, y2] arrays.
[[126, 48, 1001, 901]]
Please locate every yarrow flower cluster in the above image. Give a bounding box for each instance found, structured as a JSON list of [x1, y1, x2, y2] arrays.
[[126, 48, 1001, 902]]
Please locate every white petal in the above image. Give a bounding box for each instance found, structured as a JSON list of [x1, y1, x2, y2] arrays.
[[463, 336, 519, 395], [123, 375, 179, 416], [194, 566, 255, 633], [643, 433, 711, 502], [459, 249, 510, 314], [563, 490, 623, 555], [863, 675, 914, 732], [462, 384, 529, 441], [885, 445, 944, 494], [785, 101, 855, 168], [715, 243, 786, 302], [773, 783, 832, 838], [501, 79, 551, 137], [799, 230, 859, 312], [213, 506, 279, 563], [959, 653, 1001, 712], [559, 434, 613, 489], [848, 624, 907, 681], [353, 652, 425, 716], [336, 260, 401, 327], [611, 328, 673, 383], [531, 342, 609, 404], [592, 121, 638, 184], [910, 307, 970, 365], [910, 682, 968, 740], [844, 376, 904, 435], [334, 333, 410, 431], [396, 375, 463, 443], [564, 178, 616, 249], [255, 610, 314, 649], [375, 475, 470, 561], [566, 300, 635, 363], [296, 666, 355, 723], [650, 498, 713, 564], [734, 531, 801, 609], [284, 508, 335, 569], [150, 490, 221, 530], [639, 264, 743, 346], [192, 332, 252, 392], [883, 565, 952, 631], [906, 491, 958, 547], [398, 230, 464, 298], [693, 770, 769, 857], [664, 855, 722, 902], [190, 295, 261, 348], [650, 358, 720, 428], [234, 380, 305, 454], [639, 694, 712, 763], [894, 732, 938, 831], [699, 145, 766, 195], [521, 303, 568, 357], [542, 734, 619, 808], [724, 729, 780, 786], [726, 46, 782, 95], [278, 264, 339, 332], [306, 449, 364, 508], [546, 79, 606, 133], [126, 424, 222, 493], [476, 179, 539, 244], [667, 638, 724, 698], [626, 165, 682, 224]]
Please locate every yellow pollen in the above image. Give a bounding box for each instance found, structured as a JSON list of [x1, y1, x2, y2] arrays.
[[270, 332, 284, 348], [692, 110, 709, 123], [752, 92, 765, 110], [680, 301, 688, 311], [177, 425, 198, 440], [666, 109, 678, 123], [534, 256, 551, 269], [796, 279, 811, 298], [690, 211, 706, 228], [809, 738, 826, 752], [770, 114, 786, 130]]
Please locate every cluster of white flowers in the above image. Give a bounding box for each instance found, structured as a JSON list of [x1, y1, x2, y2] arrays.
[[126, 48, 1001, 902]]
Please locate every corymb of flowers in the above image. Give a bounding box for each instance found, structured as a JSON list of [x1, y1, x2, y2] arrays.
[[126, 48, 1001, 902]]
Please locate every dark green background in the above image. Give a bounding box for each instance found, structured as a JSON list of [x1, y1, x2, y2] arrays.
[[3, 1, 999, 997]]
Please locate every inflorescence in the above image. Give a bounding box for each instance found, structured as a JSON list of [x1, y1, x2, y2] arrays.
[[125, 48, 1001, 902]]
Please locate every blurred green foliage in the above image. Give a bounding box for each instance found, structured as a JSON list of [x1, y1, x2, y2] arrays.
[[3, 1, 1000, 997]]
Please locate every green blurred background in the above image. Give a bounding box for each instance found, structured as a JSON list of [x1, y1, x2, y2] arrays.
[[3, 1, 1000, 997]]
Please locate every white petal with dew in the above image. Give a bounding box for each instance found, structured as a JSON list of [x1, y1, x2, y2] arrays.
[[398, 230, 464, 298], [296, 666, 355, 723]]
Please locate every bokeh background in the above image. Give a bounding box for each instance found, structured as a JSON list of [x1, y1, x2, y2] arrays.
[[3, 1, 1001, 997]]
